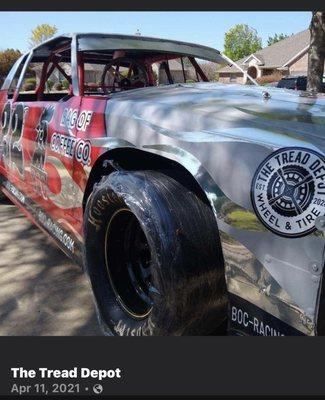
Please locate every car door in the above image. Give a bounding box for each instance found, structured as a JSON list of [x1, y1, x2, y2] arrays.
[[6, 49, 81, 228]]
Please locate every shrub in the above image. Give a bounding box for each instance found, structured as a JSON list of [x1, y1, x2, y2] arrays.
[[46, 79, 54, 90], [61, 79, 70, 90], [0, 49, 22, 77], [22, 83, 35, 91], [22, 78, 36, 91], [52, 82, 62, 91], [25, 77, 36, 85]]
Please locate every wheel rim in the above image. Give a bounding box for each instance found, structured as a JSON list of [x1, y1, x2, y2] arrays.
[[104, 208, 153, 319]]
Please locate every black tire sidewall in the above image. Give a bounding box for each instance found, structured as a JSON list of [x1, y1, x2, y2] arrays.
[[84, 171, 227, 336], [84, 188, 154, 336]]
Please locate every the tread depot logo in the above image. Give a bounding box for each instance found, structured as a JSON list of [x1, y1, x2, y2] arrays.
[[251, 147, 325, 238]]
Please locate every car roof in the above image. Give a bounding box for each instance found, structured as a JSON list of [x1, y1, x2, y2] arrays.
[[30, 33, 228, 64]]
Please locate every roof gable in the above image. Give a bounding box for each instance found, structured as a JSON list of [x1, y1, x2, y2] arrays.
[[253, 29, 310, 68], [243, 54, 263, 65], [219, 29, 310, 73]]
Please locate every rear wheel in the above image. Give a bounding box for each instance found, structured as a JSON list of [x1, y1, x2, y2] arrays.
[[84, 170, 227, 336]]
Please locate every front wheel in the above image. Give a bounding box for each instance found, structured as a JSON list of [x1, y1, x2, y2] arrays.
[[84, 170, 227, 336]]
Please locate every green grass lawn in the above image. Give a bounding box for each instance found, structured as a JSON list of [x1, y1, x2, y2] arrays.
[[227, 210, 265, 231]]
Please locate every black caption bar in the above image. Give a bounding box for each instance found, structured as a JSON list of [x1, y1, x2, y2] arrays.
[[1, 337, 325, 396], [0, 0, 323, 11]]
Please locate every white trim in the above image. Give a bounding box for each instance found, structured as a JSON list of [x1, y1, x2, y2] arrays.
[[282, 45, 309, 68], [221, 53, 259, 86], [243, 54, 262, 64]]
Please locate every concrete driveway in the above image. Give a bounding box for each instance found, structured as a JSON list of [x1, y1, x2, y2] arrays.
[[0, 198, 102, 336]]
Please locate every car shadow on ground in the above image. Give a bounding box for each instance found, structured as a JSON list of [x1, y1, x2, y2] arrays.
[[0, 198, 227, 336], [0, 198, 103, 336]]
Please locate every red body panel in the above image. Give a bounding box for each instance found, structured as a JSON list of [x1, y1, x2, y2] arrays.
[[0, 89, 108, 263]]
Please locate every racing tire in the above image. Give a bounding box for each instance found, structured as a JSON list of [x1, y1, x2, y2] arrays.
[[84, 170, 227, 336]]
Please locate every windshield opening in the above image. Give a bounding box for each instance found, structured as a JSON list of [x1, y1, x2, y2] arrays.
[[80, 50, 222, 95]]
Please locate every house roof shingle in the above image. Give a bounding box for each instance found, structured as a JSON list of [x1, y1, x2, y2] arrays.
[[219, 29, 310, 73]]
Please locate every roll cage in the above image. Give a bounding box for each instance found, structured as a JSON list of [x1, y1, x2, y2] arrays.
[[2, 33, 232, 100]]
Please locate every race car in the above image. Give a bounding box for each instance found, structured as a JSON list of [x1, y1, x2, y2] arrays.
[[0, 33, 325, 336]]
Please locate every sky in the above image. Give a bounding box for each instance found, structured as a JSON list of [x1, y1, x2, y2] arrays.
[[0, 11, 312, 53]]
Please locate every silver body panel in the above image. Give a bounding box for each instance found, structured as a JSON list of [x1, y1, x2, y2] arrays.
[[104, 82, 325, 335], [77, 33, 226, 63]]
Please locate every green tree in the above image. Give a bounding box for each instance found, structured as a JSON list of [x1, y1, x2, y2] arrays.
[[224, 24, 262, 61], [267, 33, 290, 46], [28, 24, 58, 48], [0, 49, 22, 77]]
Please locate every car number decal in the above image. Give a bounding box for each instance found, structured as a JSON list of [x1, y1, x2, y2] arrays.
[[0, 101, 28, 177]]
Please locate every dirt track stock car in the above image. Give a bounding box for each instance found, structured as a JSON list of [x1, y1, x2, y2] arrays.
[[1, 33, 325, 336]]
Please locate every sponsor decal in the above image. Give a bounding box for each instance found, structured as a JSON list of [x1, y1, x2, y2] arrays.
[[3, 180, 25, 204], [60, 108, 93, 132], [1, 178, 76, 254], [50, 133, 91, 166], [231, 304, 284, 336], [38, 210, 75, 253], [228, 293, 304, 336], [251, 147, 325, 238], [114, 319, 155, 336]]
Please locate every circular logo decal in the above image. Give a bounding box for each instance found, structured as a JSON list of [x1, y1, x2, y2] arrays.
[[251, 147, 325, 237]]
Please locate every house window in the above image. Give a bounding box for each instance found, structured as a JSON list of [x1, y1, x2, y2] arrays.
[[229, 75, 237, 82]]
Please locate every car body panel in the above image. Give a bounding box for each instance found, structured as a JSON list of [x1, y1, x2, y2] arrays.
[[102, 83, 325, 335], [1, 34, 325, 336]]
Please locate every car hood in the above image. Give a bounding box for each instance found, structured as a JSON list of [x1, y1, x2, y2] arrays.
[[107, 82, 325, 154]]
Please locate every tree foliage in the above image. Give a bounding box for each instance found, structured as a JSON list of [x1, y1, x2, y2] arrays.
[[267, 33, 290, 46], [0, 49, 22, 77], [29, 24, 58, 48], [223, 24, 262, 61]]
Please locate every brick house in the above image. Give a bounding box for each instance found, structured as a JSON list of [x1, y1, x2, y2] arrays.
[[218, 29, 314, 84]]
